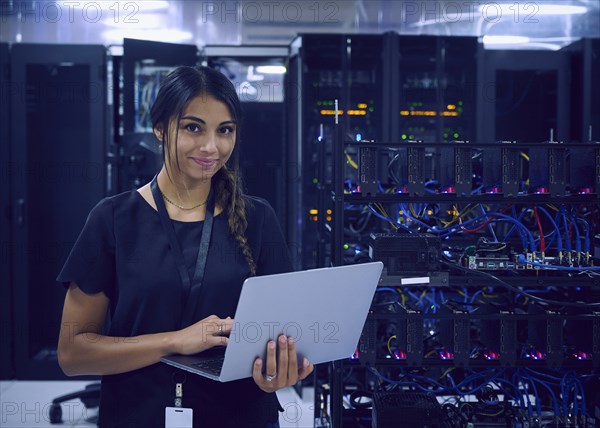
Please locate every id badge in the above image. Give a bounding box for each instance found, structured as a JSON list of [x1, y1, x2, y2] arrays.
[[165, 407, 193, 428]]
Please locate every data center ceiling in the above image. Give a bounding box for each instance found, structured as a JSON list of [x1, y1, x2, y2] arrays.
[[0, 0, 599, 50]]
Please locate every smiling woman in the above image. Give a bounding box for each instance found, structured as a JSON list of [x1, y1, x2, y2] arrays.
[[158, 94, 237, 192], [55, 66, 312, 428]]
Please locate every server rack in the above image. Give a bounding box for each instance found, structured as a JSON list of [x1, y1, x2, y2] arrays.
[[328, 133, 600, 428], [285, 33, 387, 271], [9, 44, 108, 379], [300, 38, 600, 427], [286, 33, 481, 272]]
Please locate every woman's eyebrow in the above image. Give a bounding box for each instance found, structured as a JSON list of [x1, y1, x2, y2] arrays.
[[181, 116, 236, 127], [180, 115, 206, 124]]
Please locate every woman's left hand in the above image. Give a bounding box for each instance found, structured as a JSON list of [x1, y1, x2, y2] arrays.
[[253, 335, 314, 393]]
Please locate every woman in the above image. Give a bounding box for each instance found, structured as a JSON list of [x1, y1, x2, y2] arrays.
[[57, 65, 313, 427]]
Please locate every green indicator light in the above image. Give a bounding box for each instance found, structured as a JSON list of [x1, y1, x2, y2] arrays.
[[454, 133, 459, 138], [401, 134, 407, 139], [369, 107, 374, 112], [343, 244, 349, 250], [458, 101, 463, 105], [443, 133, 448, 138], [409, 135, 414, 139], [312, 178, 318, 184]]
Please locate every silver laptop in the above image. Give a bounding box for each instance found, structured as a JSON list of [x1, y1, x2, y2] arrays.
[[160, 262, 384, 382]]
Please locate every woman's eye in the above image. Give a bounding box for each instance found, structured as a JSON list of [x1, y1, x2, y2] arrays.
[[184, 123, 201, 133], [220, 126, 235, 135]]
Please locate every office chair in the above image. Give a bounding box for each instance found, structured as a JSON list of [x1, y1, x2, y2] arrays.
[[49, 382, 100, 424]]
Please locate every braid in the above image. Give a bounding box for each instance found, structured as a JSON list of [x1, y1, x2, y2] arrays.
[[214, 166, 257, 276]]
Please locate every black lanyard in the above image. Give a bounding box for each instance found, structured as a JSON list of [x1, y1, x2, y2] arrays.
[[150, 175, 215, 328]]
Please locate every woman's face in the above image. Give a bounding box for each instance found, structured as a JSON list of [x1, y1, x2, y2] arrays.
[[157, 94, 236, 184]]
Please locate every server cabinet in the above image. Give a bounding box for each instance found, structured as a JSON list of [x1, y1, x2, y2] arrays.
[[10, 44, 108, 379], [481, 50, 571, 144], [0, 42, 13, 379], [286, 33, 481, 270], [395, 35, 479, 144], [286, 34, 385, 270]]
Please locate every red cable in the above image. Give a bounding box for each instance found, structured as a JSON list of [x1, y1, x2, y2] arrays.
[[461, 217, 496, 233], [460, 205, 514, 234], [533, 207, 545, 253]]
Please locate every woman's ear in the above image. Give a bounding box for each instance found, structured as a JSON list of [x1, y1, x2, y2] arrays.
[[153, 126, 163, 142]]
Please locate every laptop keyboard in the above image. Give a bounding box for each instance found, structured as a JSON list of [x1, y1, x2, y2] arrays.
[[191, 357, 224, 376]]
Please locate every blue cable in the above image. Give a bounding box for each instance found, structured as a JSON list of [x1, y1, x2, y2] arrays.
[[368, 365, 578, 421], [400, 207, 531, 252], [490, 379, 520, 403], [516, 256, 600, 271], [375, 287, 399, 294], [560, 208, 573, 252], [529, 374, 543, 418], [399, 203, 433, 230], [469, 290, 484, 304], [471, 185, 483, 195], [525, 368, 562, 383], [440, 217, 530, 250], [479, 204, 499, 242], [367, 205, 414, 233], [523, 370, 560, 416], [405, 289, 425, 308], [576, 217, 591, 252], [563, 370, 585, 419], [575, 375, 587, 417], [367, 368, 436, 393], [570, 377, 579, 419], [519, 369, 542, 418], [536, 206, 563, 252], [486, 212, 536, 251], [560, 371, 570, 418], [517, 372, 534, 419], [503, 208, 527, 244], [512, 372, 526, 411], [445, 215, 530, 250], [368, 367, 538, 417], [565, 209, 581, 253], [445, 372, 457, 389]]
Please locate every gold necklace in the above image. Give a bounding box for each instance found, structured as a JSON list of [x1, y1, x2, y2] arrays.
[[160, 190, 207, 211]]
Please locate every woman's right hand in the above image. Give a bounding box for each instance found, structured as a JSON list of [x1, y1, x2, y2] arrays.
[[170, 315, 234, 355], [59, 285, 234, 376]]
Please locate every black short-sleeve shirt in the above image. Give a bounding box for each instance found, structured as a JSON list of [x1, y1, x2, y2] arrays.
[[57, 190, 293, 428]]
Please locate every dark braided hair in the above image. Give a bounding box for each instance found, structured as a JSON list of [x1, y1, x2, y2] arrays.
[[150, 65, 257, 276]]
